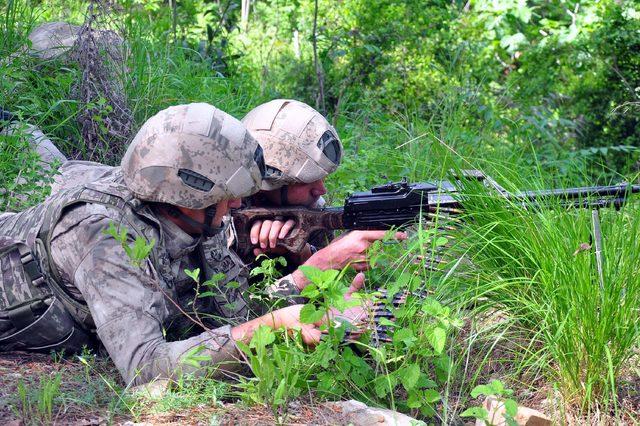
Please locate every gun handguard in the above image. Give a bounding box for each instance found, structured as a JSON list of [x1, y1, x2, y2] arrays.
[[231, 206, 345, 254]]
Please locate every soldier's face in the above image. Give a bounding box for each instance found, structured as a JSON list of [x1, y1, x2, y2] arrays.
[[264, 179, 327, 206], [212, 198, 242, 225], [174, 198, 242, 233]]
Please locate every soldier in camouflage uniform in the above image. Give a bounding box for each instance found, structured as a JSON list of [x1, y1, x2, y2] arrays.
[[231, 100, 342, 270], [0, 103, 372, 386]]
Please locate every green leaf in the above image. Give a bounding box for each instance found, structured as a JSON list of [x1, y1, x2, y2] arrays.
[[424, 388, 441, 403], [299, 304, 325, 324], [419, 404, 436, 417], [416, 374, 437, 389], [299, 265, 324, 283], [378, 317, 396, 327], [500, 32, 527, 53], [421, 298, 443, 316], [300, 284, 319, 299], [392, 327, 416, 348], [399, 363, 421, 391], [434, 236, 448, 247], [184, 268, 200, 282], [489, 379, 506, 395], [273, 378, 287, 406], [470, 384, 493, 398], [460, 407, 488, 420], [373, 374, 396, 398], [226, 281, 240, 289], [250, 325, 275, 349], [471, 380, 508, 398], [504, 398, 518, 417], [132, 236, 155, 261], [511, 1, 531, 23], [314, 342, 337, 368], [406, 390, 422, 408], [299, 266, 339, 287], [428, 326, 447, 353], [180, 345, 212, 368]]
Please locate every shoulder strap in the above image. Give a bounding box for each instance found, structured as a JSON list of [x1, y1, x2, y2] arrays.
[[35, 184, 158, 328]]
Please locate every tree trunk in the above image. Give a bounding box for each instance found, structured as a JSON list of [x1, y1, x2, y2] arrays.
[[241, 0, 250, 31], [312, 0, 326, 114]]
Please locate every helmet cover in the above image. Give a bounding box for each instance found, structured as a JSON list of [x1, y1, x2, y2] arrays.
[[242, 99, 342, 190], [122, 103, 264, 209]]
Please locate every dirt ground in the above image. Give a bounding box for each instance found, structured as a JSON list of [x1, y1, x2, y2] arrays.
[[0, 351, 351, 426], [1, 351, 638, 425]]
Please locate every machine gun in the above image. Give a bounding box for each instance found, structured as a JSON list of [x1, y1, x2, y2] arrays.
[[231, 170, 640, 254]]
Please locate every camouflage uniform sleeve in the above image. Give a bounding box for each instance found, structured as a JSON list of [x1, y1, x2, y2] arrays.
[[50, 205, 245, 385], [265, 273, 304, 304]]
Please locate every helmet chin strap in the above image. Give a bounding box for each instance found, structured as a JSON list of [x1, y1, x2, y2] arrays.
[[280, 185, 289, 206], [167, 205, 223, 237]]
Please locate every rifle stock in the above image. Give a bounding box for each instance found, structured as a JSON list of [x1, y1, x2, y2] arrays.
[[232, 206, 345, 253]]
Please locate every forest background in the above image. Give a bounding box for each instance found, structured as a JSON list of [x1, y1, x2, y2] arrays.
[[0, 0, 639, 424]]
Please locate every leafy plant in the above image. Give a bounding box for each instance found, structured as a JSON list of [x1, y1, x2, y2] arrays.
[[103, 222, 156, 268], [15, 373, 62, 424], [461, 380, 518, 426], [235, 325, 306, 421]]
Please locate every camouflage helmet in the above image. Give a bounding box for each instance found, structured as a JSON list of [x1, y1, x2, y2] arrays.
[[242, 99, 342, 191], [121, 103, 265, 209]]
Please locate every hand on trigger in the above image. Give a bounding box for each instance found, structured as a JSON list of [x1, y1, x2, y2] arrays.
[[250, 218, 297, 255]]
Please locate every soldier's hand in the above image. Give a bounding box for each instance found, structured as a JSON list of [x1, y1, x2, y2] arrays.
[[250, 218, 297, 252], [331, 272, 370, 324], [304, 230, 407, 272], [231, 304, 322, 346], [233, 275, 370, 346], [277, 275, 369, 344], [272, 304, 323, 346]]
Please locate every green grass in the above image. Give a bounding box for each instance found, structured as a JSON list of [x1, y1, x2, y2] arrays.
[[443, 178, 640, 411]]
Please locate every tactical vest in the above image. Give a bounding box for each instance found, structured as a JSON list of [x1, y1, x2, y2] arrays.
[[0, 172, 172, 353], [0, 171, 253, 353]]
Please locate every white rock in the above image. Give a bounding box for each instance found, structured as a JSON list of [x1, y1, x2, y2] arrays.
[[475, 396, 552, 426], [128, 378, 170, 400], [326, 400, 425, 426]]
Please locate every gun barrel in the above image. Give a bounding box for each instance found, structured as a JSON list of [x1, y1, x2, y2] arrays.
[[513, 184, 640, 202]]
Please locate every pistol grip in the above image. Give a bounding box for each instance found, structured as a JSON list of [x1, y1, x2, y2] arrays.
[[277, 227, 310, 254]]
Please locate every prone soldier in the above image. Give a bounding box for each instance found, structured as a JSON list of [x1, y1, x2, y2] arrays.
[[232, 99, 340, 263], [0, 103, 402, 385]]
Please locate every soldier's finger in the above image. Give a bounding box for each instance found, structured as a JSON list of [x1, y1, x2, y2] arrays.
[[269, 220, 285, 248], [393, 231, 408, 241], [301, 325, 322, 346], [250, 220, 263, 245], [351, 257, 370, 272], [347, 272, 366, 296], [352, 263, 371, 272], [356, 230, 389, 241], [259, 220, 273, 249], [359, 230, 407, 242], [253, 247, 264, 256], [278, 219, 296, 239]]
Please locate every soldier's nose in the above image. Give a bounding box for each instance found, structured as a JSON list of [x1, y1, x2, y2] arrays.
[[311, 180, 327, 197]]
